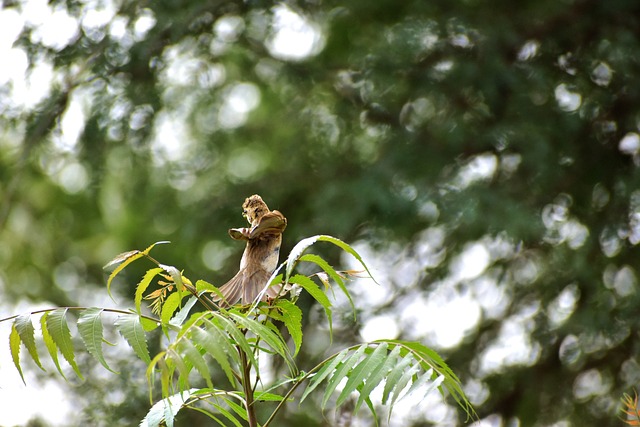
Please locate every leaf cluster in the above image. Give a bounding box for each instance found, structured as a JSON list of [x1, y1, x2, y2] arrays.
[[2, 236, 475, 426]]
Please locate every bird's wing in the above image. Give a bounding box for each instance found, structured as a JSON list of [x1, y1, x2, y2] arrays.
[[248, 210, 287, 239], [228, 227, 251, 240]]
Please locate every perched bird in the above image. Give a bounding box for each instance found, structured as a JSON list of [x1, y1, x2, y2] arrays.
[[214, 195, 287, 307]]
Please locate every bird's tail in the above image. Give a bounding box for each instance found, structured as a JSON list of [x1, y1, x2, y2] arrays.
[[213, 268, 282, 307]]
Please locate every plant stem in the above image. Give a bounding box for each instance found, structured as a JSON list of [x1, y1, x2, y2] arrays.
[[239, 345, 258, 427]]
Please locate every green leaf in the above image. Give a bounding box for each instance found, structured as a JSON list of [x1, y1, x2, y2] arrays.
[[167, 348, 191, 390], [254, 391, 286, 402], [299, 253, 346, 290], [195, 279, 217, 293], [15, 314, 44, 371], [336, 342, 388, 407], [103, 249, 142, 270], [388, 358, 420, 410], [355, 344, 401, 413], [300, 348, 350, 403], [284, 236, 320, 282], [322, 344, 366, 408], [161, 291, 184, 324], [115, 313, 151, 364], [41, 313, 66, 380], [299, 253, 342, 284], [381, 353, 414, 405], [191, 324, 237, 385], [141, 317, 160, 332], [316, 235, 378, 285], [139, 389, 195, 427], [300, 252, 355, 316], [284, 234, 377, 284], [288, 274, 333, 336], [159, 264, 185, 292], [105, 252, 143, 301], [405, 370, 444, 404], [10, 323, 25, 385], [228, 312, 296, 376], [210, 314, 257, 372], [170, 296, 198, 327], [271, 299, 303, 356], [222, 396, 249, 421], [78, 308, 117, 373], [211, 402, 244, 427], [46, 308, 83, 379], [142, 241, 171, 255], [104, 241, 169, 301], [380, 339, 475, 419], [136, 267, 163, 314], [146, 351, 169, 398], [178, 338, 212, 388]]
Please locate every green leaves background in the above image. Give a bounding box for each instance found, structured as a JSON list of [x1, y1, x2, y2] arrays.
[[2, 237, 474, 426]]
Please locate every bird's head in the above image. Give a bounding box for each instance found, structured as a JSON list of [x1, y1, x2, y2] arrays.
[[242, 194, 269, 225]]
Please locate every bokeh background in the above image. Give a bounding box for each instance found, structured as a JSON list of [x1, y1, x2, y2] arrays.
[[1, 0, 640, 426]]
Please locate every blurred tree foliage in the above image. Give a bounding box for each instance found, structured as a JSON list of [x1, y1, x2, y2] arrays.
[[1, 0, 640, 425]]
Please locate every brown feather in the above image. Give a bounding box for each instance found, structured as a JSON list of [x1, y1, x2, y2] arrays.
[[214, 196, 286, 307]]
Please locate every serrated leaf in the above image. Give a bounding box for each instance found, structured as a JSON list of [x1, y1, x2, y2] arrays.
[[41, 313, 66, 380], [271, 299, 303, 356], [381, 354, 414, 405], [191, 324, 236, 385], [284, 236, 320, 282], [254, 391, 286, 402], [336, 342, 388, 407], [15, 314, 44, 371], [78, 308, 116, 373], [322, 344, 366, 408], [142, 241, 171, 255], [170, 296, 198, 327], [211, 403, 243, 427], [301, 348, 350, 403], [409, 372, 444, 403], [355, 345, 401, 413], [161, 292, 184, 325], [380, 339, 475, 419], [105, 252, 143, 301], [316, 235, 378, 285], [159, 264, 184, 291], [115, 314, 150, 364], [210, 314, 257, 372], [178, 338, 212, 388], [300, 252, 355, 316], [46, 308, 83, 379], [222, 396, 249, 421], [139, 389, 194, 427], [299, 253, 346, 291], [288, 274, 333, 336], [146, 351, 168, 399], [105, 241, 169, 301], [228, 312, 296, 376], [195, 279, 217, 293], [389, 359, 420, 410], [103, 249, 141, 270], [136, 268, 163, 314], [141, 317, 160, 332], [10, 323, 25, 385], [167, 348, 191, 390]]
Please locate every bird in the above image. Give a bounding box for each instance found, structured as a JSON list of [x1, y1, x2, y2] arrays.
[[213, 195, 287, 307]]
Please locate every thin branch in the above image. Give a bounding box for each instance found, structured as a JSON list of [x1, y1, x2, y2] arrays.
[[0, 306, 160, 324]]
